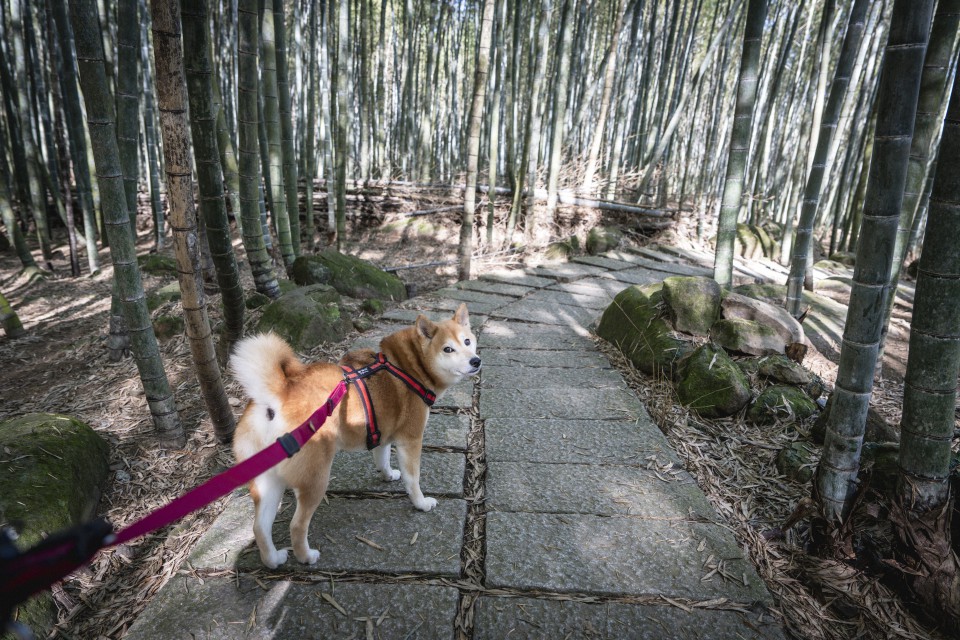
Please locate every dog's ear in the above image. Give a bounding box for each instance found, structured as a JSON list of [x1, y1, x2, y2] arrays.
[[453, 303, 470, 328], [416, 314, 437, 340]]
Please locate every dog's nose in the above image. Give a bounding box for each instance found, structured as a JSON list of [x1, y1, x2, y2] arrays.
[[470, 357, 481, 369]]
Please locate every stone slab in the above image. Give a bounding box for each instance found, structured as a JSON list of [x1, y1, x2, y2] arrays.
[[486, 461, 715, 518], [432, 287, 515, 308], [328, 450, 464, 497], [479, 388, 644, 420], [479, 348, 611, 369], [608, 247, 688, 265], [523, 287, 612, 310], [602, 267, 687, 285], [485, 512, 770, 602], [381, 308, 487, 328], [127, 576, 459, 640], [572, 255, 636, 270], [480, 320, 595, 350], [424, 412, 471, 450], [609, 251, 713, 277], [190, 495, 466, 576], [474, 596, 785, 640], [452, 279, 533, 298], [402, 294, 503, 315], [531, 262, 609, 282], [434, 384, 472, 410], [481, 270, 555, 288], [481, 364, 625, 390], [484, 418, 680, 466], [548, 277, 632, 299], [490, 300, 600, 329]]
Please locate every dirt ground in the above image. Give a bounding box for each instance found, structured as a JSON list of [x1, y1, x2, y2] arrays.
[[0, 199, 944, 639]]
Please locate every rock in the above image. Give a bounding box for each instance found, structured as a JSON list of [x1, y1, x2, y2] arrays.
[[675, 344, 752, 418], [660, 276, 721, 336], [153, 315, 184, 340], [289, 255, 333, 286], [312, 249, 407, 301], [596, 283, 691, 377], [137, 253, 177, 274], [352, 316, 375, 332], [586, 226, 622, 255], [719, 291, 805, 347], [245, 292, 272, 309], [147, 282, 182, 311], [361, 298, 386, 316], [776, 442, 817, 484], [735, 223, 763, 259], [812, 259, 851, 275], [752, 224, 778, 261], [711, 318, 784, 356], [811, 395, 900, 445], [747, 385, 819, 426], [756, 354, 812, 386], [545, 239, 577, 261], [0, 414, 110, 637], [829, 251, 856, 266], [256, 284, 353, 350]]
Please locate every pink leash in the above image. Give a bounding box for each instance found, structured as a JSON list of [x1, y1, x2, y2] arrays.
[[1, 381, 348, 615]]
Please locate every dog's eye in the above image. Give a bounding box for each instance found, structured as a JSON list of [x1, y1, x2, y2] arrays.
[[443, 346, 454, 353], [464, 339, 471, 346]]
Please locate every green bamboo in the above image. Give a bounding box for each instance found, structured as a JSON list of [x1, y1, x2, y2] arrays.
[[214, 78, 242, 237], [815, 0, 936, 524], [303, 0, 318, 251], [140, 9, 166, 251], [540, 0, 574, 238], [182, 0, 246, 352], [116, 0, 140, 225], [238, 0, 281, 297], [332, 0, 349, 250], [275, 0, 300, 255], [259, 0, 294, 266], [714, 0, 767, 289], [150, 0, 236, 443], [70, 0, 184, 446]]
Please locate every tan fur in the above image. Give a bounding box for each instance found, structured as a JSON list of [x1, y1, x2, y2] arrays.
[[231, 303, 479, 568]]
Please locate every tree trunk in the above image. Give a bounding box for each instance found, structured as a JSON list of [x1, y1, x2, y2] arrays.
[[181, 0, 246, 354], [70, 0, 184, 447], [540, 0, 574, 240], [714, 0, 768, 288], [150, 0, 236, 443], [332, 0, 350, 251], [275, 0, 300, 255], [303, 0, 318, 251], [116, 0, 140, 225], [237, 0, 281, 298], [460, 0, 495, 280], [815, 0, 936, 526], [785, 0, 870, 316]]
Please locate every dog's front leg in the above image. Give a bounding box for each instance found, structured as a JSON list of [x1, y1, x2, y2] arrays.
[[373, 443, 400, 481], [395, 440, 436, 511]]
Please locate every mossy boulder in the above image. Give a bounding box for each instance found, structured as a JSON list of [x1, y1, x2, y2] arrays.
[[545, 238, 578, 261], [719, 291, 805, 346], [586, 226, 622, 255], [289, 255, 333, 287], [710, 317, 784, 356], [597, 283, 691, 376], [245, 292, 272, 309], [756, 354, 812, 386], [0, 414, 110, 636], [137, 253, 177, 275], [360, 298, 386, 316], [147, 282, 182, 311], [313, 249, 407, 301], [661, 276, 721, 336], [747, 385, 819, 426], [776, 442, 818, 484], [675, 344, 752, 418], [256, 284, 352, 350], [828, 251, 856, 266], [153, 315, 184, 340]]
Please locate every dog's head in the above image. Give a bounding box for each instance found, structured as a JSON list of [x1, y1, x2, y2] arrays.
[[416, 303, 481, 386]]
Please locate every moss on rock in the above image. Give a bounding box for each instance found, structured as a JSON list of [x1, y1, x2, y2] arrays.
[[137, 254, 177, 275], [147, 282, 182, 311], [747, 385, 819, 426], [596, 283, 691, 376], [313, 249, 407, 301], [661, 276, 721, 336], [776, 442, 817, 484], [256, 285, 352, 350], [586, 226, 622, 255], [0, 413, 110, 637], [710, 317, 784, 356], [675, 344, 751, 418], [289, 255, 333, 287], [153, 315, 185, 341]]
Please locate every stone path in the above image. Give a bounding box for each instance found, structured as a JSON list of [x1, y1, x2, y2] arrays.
[[127, 247, 785, 639]]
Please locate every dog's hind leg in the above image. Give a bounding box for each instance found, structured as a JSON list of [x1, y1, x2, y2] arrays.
[[289, 461, 331, 564], [396, 440, 437, 512], [251, 474, 287, 568], [373, 443, 400, 481]]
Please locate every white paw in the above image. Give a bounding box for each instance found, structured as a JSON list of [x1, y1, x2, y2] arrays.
[[262, 549, 288, 568], [414, 496, 437, 512], [381, 469, 401, 482], [296, 548, 320, 564]]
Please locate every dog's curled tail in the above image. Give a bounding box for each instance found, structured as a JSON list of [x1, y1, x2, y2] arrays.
[[229, 333, 303, 408]]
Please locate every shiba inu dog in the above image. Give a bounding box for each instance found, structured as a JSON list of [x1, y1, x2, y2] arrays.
[[229, 304, 480, 568]]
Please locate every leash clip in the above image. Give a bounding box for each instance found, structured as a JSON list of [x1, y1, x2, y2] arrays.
[[277, 433, 301, 458]]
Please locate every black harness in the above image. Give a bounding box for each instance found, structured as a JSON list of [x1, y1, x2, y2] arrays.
[[339, 353, 437, 449]]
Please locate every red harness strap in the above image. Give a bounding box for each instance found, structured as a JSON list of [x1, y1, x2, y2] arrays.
[[340, 353, 436, 450]]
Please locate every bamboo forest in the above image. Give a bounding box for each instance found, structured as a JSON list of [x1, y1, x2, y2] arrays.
[[2, 0, 960, 638]]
